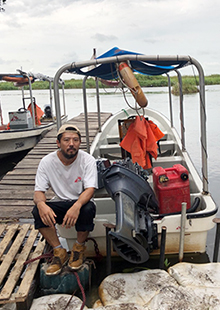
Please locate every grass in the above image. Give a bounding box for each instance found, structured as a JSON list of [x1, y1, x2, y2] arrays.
[[0, 74, 220, 95]]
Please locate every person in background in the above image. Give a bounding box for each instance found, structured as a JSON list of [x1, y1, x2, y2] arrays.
[[32, 124, 98, 275]]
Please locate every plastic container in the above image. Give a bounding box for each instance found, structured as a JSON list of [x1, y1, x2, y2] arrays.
[[152, 164, 190, 214], [9, 110, 33, 129]]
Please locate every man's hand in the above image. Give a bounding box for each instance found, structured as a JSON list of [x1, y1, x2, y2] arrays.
[[62, 203, 81, 228], [37, 201, 57, 227]]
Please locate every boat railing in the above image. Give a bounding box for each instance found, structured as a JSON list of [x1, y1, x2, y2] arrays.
[[82, 76, 102, 153], [53, 54, 208, 194]]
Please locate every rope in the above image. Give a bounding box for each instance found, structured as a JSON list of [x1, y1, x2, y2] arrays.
[[86, 237, 103, 262], [23, 250, 53, 265], [74, 271, 86, 310], [63, 271, 86, 310], [55, 271, 87, 310]]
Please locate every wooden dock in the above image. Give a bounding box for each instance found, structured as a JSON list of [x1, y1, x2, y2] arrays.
[[0, 112, 111, 221]]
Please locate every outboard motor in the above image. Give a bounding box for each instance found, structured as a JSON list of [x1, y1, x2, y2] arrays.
[[44, 105, 52, 119], [102, 162, 159, 264]]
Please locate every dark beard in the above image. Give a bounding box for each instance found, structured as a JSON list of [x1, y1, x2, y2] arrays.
[[61, 149, 78, 160]]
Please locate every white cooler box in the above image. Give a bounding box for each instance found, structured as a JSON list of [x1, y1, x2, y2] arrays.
[[9, 110, 33, 129]]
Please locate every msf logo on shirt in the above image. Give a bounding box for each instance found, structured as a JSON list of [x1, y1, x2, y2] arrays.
[[74, 176, 82, 183]]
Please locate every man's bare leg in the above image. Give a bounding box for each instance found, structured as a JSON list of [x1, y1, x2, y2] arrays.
[[39, 226, 60, 248], [77, 231, 89, 244]]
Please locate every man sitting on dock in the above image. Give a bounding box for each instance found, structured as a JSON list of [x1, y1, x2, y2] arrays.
[[32, 124, 98, 275]]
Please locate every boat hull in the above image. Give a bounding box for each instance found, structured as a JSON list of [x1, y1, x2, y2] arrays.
[[57, 107, 217, 259], [57, 197, 216, 256], [0, 126, 52, 158], [0, 116, 68, 158]]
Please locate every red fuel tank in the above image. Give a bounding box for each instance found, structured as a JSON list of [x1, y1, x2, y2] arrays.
[[152, 164, 190, 214]]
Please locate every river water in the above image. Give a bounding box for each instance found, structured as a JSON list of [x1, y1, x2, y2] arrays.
[[0, 85, 219, 261]]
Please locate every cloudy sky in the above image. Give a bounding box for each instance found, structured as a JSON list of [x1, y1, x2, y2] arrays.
[[0, 0, 219, 78]]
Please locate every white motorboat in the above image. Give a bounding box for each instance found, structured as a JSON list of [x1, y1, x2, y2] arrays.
[[0, 71, 67, 159], [53, 47, 218, 264]]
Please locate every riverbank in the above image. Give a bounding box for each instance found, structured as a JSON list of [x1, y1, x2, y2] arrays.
[[0, 74, 220, 91]]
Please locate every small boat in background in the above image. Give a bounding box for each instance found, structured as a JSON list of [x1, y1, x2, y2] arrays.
[[53, 47, 218, 264], [0, 70, 67, 159]]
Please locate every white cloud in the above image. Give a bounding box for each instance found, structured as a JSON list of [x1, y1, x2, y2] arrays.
[[0, 0, 219, 76]]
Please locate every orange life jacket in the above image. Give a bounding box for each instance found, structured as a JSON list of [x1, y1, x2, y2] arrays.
[[27, 103, 44, 126], [120, 116, 164, 169]]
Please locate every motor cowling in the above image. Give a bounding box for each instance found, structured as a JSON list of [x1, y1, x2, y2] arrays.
[[101, 162, 158, 264]]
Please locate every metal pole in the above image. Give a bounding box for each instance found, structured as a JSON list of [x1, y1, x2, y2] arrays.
[[54, 64, 71, 130], [27, 75, 36, 128], [95, 77, 101, 132], [166, 74, 173, 127], [83, 76, 90, 153], [21, 86, 25, 109], [159, 226, 167, 269], [103, 223, 115, 276], [213, 218, 220, 262], [179, 202, 187, 262], [189, 58, 208, 193], [62, 83, 66, 118], [175, 70, 185, 151]]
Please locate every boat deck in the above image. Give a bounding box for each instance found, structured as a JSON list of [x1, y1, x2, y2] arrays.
[[0, 112, 112, 221]]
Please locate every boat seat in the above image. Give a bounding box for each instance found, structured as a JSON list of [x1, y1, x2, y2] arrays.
[[107, 135, 120, 144], [99, 140, 176, 158], [152, 155, 183, 168], [99, 144, 121, 157]]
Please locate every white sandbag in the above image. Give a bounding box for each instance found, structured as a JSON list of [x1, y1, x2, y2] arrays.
[[30, 294, 88, 310], [90, 304, 147, 310], [147, 285, 206, 310], [99, 269, 178, 307], [188, 286, 220, 310], [168, 262, 220, 287], [93, 299, 103, 308]]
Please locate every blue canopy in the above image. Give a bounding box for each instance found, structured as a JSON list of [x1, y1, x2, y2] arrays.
[[69, 47, 189, 80]]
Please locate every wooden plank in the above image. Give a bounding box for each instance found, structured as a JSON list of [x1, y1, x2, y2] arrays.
[[0, 189, 34, 198], [0, 224, 30, 287], [0, 180, 35, 185], [0, 190, 54, 200], [0, 201, 34, 206], [1, 175, 35, 180], [0, 207, 33, 219], [15, 238, 46, 302], [15, 159, 41, 168], [0, 224, 7, 237], [5, 169, 37, 175], [0, 224, 19, 259], [1, 208, 34, 216], [0, 226, 39, 301], [0, 184, 34, 189]]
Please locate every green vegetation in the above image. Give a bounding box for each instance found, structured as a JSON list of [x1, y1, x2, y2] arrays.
[[171, 81, 199, 95], [0, 74, 220, 95]]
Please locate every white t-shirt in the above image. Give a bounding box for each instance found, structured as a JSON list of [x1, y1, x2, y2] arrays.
[[35, 150, 98, 200]]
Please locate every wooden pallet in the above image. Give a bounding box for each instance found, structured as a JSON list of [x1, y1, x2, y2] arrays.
[[0, 223, 45, 310]]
